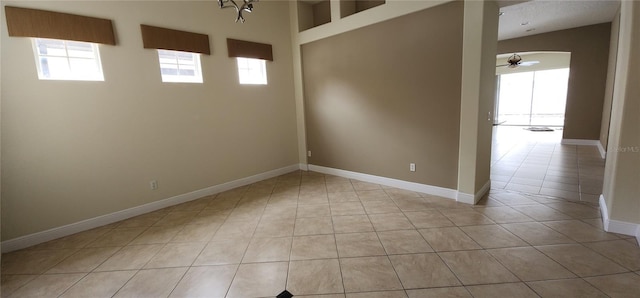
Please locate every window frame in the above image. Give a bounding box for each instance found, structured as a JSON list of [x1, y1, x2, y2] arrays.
[[156, 49, 203, 84], [236, 57, 268, 85], [31, 38, 105, 81]]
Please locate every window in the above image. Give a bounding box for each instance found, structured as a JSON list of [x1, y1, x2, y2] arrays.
[[237, 57, 267, 85], [157, 49, 203, 83], [32, 38, 104, 81], [497, 68, 570, 126]]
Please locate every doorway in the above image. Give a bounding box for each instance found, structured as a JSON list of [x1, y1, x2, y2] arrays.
[[494, 52, 571, 127], [497, 68, 570, 126]]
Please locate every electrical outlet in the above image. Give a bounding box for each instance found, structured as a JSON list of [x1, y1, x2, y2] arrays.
[[307, 150, 312, 157], [150, 180, 158, 190], [410, 163, 416, 172]]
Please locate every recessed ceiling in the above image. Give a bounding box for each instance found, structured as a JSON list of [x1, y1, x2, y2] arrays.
[[498, 0, 620, 41]]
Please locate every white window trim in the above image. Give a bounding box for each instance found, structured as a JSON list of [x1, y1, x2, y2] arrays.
[[32, 38, 104, 81], [157, 49, 203, 84], [237, 57, 268, 85]]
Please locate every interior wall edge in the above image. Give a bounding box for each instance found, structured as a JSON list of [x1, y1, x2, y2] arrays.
[[599, 194, 640, 237]]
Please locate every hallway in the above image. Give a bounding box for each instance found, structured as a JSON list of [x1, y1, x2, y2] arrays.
[[490, 126, 604, 204]]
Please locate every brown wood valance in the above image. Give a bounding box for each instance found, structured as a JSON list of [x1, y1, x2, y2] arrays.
[[140, 25, 210, 55], [4, 6, 116, 45], [227, 38, 273, 61]]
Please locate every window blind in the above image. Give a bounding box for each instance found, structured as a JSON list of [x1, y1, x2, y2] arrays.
[[140, 24, 211, 55], [5, 6, 116, 45], [227, 38, 273, 61]]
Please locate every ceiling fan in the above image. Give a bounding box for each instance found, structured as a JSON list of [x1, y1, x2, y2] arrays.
[[497, 53, 540, 68]]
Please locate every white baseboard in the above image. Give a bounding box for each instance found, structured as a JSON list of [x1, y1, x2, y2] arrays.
[[476, 180, 492, 203], [599, 194, 610, 230], [308, 164, 458, 200], [561, 139, 601, 146], [456, 180, 491, 204], [299, 163, 309, 171], [599, 195, 640, 243], [597, 142, 607, 159], [561, 139, 606, 160], [1, 164, 301, 253], [456, 192, 474, 204]]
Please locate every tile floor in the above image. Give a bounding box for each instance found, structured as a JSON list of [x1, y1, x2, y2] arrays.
[[491, 126, 605, 203], [2, 126, 639, 297], [2, 170, 640, 297]]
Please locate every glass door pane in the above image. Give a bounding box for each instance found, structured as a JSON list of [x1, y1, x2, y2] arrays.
[[497, 72, 534, 125], [530, 68, 570, 126]]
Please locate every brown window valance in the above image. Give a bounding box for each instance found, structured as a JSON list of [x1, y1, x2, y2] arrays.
[[227, 38, 273, 61], [140, 25, 210, 55], [4, 6, 116, 45]]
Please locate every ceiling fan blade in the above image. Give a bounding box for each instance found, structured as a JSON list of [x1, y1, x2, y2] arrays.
[[496, 64, 510, 68], [519, 61, 540, 66]]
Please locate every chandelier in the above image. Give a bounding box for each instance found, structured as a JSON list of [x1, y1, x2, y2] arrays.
[[218, 0, 258, 23]]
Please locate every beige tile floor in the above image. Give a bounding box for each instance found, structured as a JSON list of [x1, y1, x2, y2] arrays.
[[3, 126, 639, 297], [491, 126, 605, 203], [2, 170, 640, 297]]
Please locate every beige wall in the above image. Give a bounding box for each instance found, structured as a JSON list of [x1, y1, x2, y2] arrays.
[[302, 1, 463, 189], [458, 0, 498, 196], [602, 0, 640, 225], [600, 8, 621, 151], [313, 1, 332, 27], [1, 1, 298, 240], [290, 0, 450, 166], [497, 23, 611, 140]]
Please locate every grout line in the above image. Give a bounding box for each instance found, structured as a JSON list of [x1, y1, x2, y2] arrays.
[[7, 167, 628, 297]]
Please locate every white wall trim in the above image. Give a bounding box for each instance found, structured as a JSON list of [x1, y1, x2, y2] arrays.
[[1, 164, 301, 253], [476, 180, 492, 202], [561, 139, 601, 146], [296, 1, 449, 45], [608, 219, 640, 237], [599, 194, 611, 231], [298, 163, 309, 171], [599, 194, 640, 240], [456, 180, 491, 204], [456, 192, 475, 204], [308, 164, 458, 200], [597, 141, 607, 159], [562, 139, 606, 159]]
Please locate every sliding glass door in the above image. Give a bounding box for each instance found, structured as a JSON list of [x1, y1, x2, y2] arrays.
[[496, 68, 569, 127]]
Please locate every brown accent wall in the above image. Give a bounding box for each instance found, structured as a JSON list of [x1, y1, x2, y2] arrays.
[[498, 23, 611, 140], [302, 1, 463, 189], [312, 1, 331, 27]]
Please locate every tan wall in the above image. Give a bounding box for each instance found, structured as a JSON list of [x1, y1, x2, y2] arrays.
[[313, 1, 331, 27], [473, 0, 499, 193], [600, 9, 621, 151], [603, 0, 640, 225], [456, 0, 499, 199], [356, 0, 385, 12], [1, 1, 298, 240], [302, 1, 463, 189], [497, 23, 611, 140]]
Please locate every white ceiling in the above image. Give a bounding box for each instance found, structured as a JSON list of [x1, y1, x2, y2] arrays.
[[497, 0, 620, 41]]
